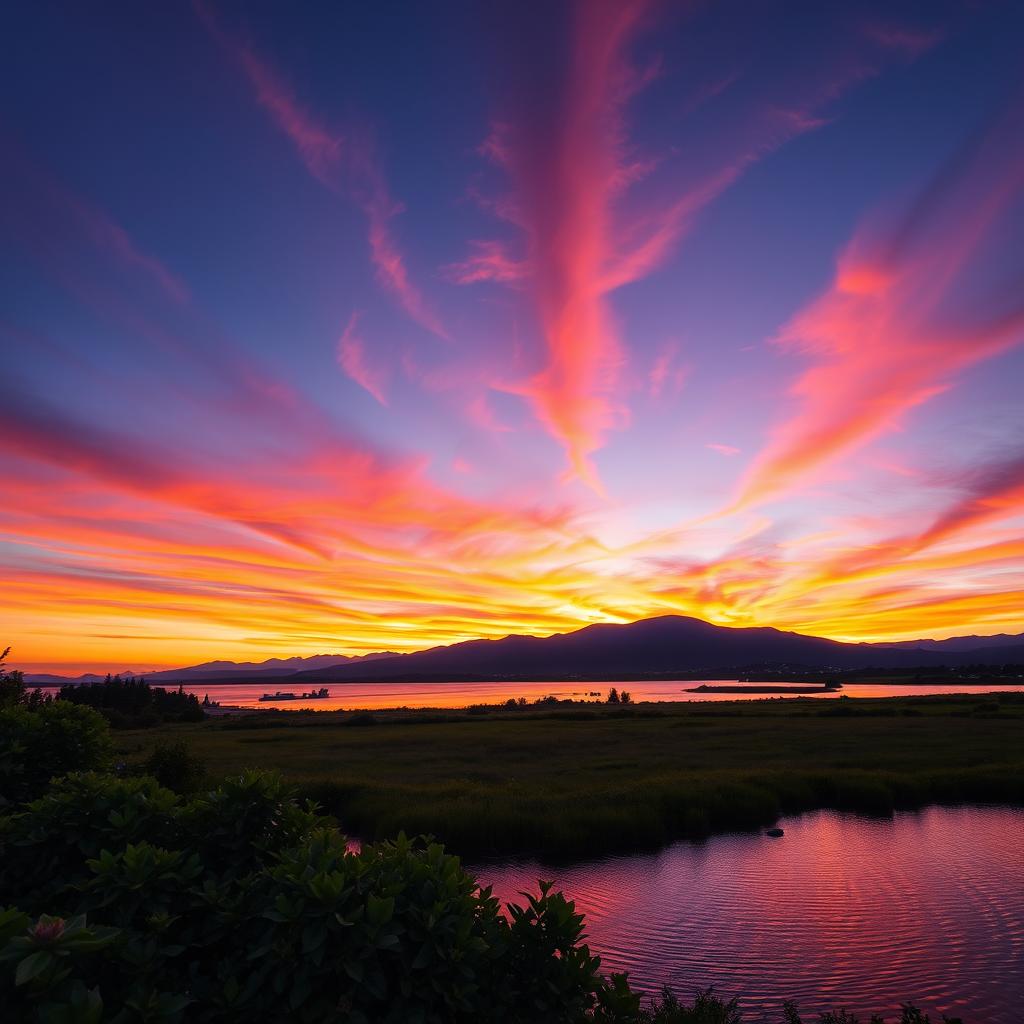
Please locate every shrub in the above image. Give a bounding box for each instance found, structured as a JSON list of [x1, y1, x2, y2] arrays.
[[0, 773, 181, 911], [345, 712, 378, 726], [0, 701, 112, 806], [640, 987, 741, 1023], [780, 1001, 963, 1024], [141, 740, 208, 794], [0, 769, 639, 1023]]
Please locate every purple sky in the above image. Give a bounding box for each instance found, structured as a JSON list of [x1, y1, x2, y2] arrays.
[[2, 1, 1023, 672]]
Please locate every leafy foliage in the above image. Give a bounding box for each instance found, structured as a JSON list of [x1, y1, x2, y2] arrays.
[[0, 769, 639, 1022], [639, 987, 741, 1023], [0, 646, 47, 711], [141, 740, 208, 794], [0, 701, 113, 806], [781, 1001, 963, 1024], [59, 676, 204, 727]]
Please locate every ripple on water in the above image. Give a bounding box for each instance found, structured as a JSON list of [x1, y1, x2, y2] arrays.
[[475, 806, 1024, 1023]]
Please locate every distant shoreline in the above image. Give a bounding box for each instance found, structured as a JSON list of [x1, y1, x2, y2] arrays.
[[31, 674, 1024, 688]]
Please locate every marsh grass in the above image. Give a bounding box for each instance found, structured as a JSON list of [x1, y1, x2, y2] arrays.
[[119, 694, 1024, 858]]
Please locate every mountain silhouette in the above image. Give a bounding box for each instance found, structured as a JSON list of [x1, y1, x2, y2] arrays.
[[289, 615, 1024, 683], [26, 616, 1023, 685]]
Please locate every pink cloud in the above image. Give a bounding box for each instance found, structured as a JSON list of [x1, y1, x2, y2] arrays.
[[348, 137, 449, 339], [648, 341, 688, 399], [337, 312, 388, 405], [916, 454, 1024, 551], [706, 443, 741, 457], [194, 0, 343, 188], [456, 1, 932, 485], [465, 393, 512, 434], [197, 3, 445, 339], [70, 199, 191, 306], [864, 22, 944, 58], [479, 0, 654, 486], [443, 240, 528, 285], [733, 99, 1024, 510]]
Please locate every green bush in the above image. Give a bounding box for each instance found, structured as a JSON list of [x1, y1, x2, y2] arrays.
[[0, 770, 638, 1023], [0, 701, 113, 806], [639, 987, 741, 1023], [141, 740, 208, 794], [0, 773, 181, 911]]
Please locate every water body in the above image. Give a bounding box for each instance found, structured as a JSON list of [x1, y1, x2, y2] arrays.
[[141, 678, 1024, 711], [477, 806, 1024, 1023]]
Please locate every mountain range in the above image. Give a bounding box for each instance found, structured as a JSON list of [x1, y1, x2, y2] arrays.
[[25, 651, 397, 685], [26, 615, 1024, 685]]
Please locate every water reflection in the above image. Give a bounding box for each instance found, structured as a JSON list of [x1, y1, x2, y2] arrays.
[[138, 678, 1024, 712], [476, 807, 1024, 1023]]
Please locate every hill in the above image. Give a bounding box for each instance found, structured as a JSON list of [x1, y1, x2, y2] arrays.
[[290, 615, 1024, 683]]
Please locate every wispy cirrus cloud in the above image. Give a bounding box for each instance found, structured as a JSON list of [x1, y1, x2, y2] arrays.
[[706, 443, 741, 457], [195, 1, 446, 339], [648, 341, 688, 399], [442, 239, 528, 285], [733, 99, 1024, 510], [0, 137, 190, 307], [472, 0, 656, 486], [916, 453, 1024, 550], [452, 0, 942, 486], [337, 311, 388, 405]]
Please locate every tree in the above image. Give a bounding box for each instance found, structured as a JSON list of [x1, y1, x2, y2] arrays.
[[607, 687, 620, 704], [0, 647, 26, 709], [620, 690, 632, 705]]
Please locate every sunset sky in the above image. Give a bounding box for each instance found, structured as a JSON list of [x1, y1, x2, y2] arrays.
[[2, 1, 1023, 674]]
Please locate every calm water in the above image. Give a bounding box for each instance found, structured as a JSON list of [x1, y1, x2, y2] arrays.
[[153, 678, 1024, 711], [476, 807, 1024, 1023]]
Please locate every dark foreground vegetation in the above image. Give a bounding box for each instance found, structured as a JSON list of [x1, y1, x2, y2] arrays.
[[57, 675, 205, 727], [118, 692, 1024, 860], [0, 657, 997, 1019], [0, 698, 966, 1022]]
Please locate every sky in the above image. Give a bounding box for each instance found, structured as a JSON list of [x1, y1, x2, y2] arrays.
[[2, 1, 1023, 674]]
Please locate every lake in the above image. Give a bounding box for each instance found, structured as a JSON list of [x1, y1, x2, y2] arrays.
[[476, 806, 1024, 1023], [137, 678, 1024, 711]]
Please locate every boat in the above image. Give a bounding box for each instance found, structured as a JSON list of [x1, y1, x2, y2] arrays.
[[686, 682, 843, 694], [258, 687, 331, 702]]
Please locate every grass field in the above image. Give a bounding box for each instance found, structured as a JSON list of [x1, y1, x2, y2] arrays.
[[118, 693, 1024, 859]]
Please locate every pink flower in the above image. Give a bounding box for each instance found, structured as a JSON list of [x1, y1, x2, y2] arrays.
[[29, 917, 65, 944]]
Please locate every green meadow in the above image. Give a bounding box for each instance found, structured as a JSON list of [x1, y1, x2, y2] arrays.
[[120, 694, 1024, 859]]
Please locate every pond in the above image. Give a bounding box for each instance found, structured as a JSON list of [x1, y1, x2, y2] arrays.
[[476, 806, 1024, 1022]]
